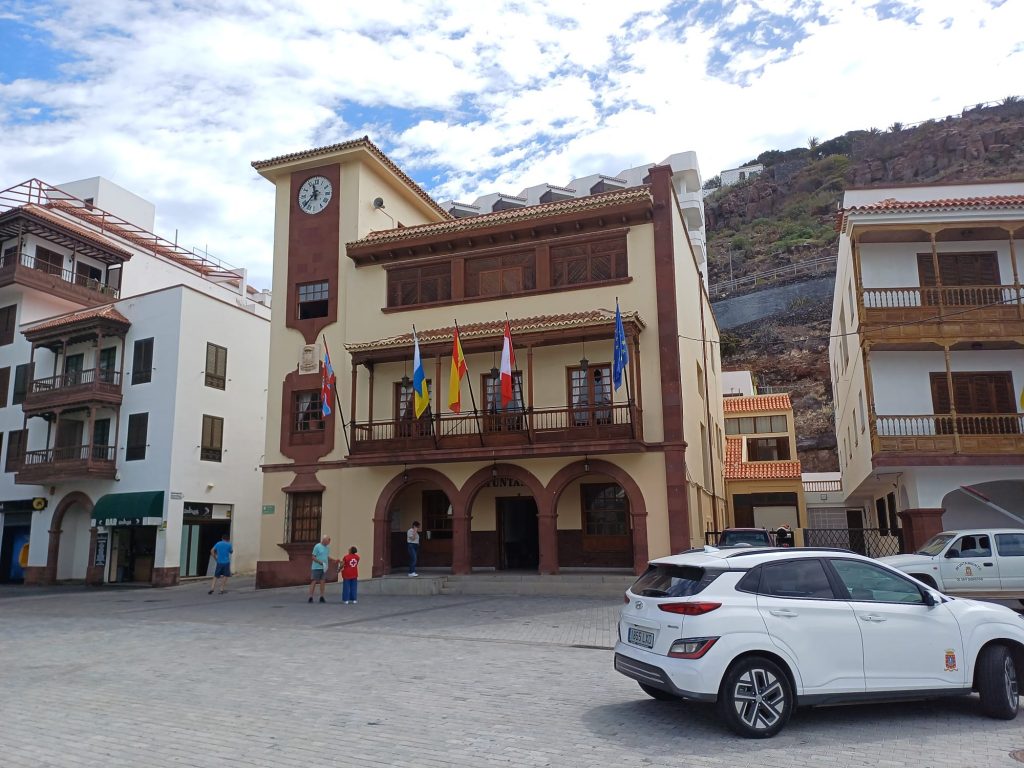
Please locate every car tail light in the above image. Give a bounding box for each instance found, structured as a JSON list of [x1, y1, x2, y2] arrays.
[[668, 637, 719, 659], [658, 601, 722, 616]]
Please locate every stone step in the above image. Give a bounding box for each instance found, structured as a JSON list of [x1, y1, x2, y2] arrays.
[[359, 576, 446, 596]]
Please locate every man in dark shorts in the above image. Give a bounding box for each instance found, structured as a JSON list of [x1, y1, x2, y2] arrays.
[[308, 535, 332, 603], [209, 533, 233, 594]]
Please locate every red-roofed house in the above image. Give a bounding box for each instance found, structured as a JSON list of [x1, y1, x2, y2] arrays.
[[722, 385, 806, 540]]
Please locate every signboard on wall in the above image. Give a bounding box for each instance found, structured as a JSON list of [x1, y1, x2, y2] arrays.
[[184, 503, 213, 519], [262, 505, 275, 515], [94, 532, 109, 567], [0, 498, 48, 513]]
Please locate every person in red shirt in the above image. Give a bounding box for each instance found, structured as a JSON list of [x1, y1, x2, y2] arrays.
[[341, 546, 360, 604]]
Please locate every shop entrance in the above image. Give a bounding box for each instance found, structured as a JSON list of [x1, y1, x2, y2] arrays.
[[108, 526, 157, 583], [180, 519, 231, 578], [0, 513, 31, 583], [497, 497, 539, 570]]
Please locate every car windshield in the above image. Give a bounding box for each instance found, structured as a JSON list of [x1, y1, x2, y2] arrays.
[[631, 565, 719, 597], [917, 533, 956, 556], [720, 531, 770, 546]]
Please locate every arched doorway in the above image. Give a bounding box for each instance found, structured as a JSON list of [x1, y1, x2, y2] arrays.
[[372, 468, 459, 577], [461, 464, 549, 573], [46, 492, 94, 584], [548, 460, 648, 575]]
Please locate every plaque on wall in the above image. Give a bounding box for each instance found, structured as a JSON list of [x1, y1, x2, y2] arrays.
[[94, 532, 109, 567], [299, 344, 320, 374]]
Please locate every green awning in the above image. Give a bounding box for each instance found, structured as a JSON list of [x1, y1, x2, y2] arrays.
[[92, 491, 165, 526]]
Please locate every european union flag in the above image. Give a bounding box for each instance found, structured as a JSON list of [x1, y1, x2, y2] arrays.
[[613, 300, 629, 391]]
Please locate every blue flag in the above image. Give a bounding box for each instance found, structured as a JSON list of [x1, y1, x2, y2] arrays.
[[613, 300, 629, 391]]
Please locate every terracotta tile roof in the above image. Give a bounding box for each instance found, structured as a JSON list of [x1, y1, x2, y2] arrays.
[[25, 304, 131, 333], [2, 205, 133, 259], [347, 186, 652, 249], [845, 195, 1024, 214], [346, 309, 645, 353], [251, 136, 451, 220], [724, 437, 802, 480], [723, 394, 792, 413]]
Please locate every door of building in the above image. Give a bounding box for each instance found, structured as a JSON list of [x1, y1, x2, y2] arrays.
[[497, 497, 539, 570]]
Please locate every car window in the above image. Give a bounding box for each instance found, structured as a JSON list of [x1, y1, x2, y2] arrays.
[[720, 531, 770, 546], [631, 565, 720, 597], [759, 559, 835, 599], [831, 559, 924, 604], [996, 533, 1024, 557], [917, 533, 955, 556], [950, 535, 992, 558]]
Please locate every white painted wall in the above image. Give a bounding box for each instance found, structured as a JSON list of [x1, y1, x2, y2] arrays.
[[861, 240, 1018, 291], [56, 177, 157, 231]]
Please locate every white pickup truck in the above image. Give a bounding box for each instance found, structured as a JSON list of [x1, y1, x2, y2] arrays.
[[880, 529, 1024, 600]]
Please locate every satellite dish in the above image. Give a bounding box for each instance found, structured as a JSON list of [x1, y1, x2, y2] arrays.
[[372, 197, 385, 209]]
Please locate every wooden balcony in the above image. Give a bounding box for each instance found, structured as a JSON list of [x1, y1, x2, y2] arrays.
[[15, 444, 116, 484], [872, 412, 1024, 458], [22, 368, 123, 415], [349, 403, 642, 464], [0, 253, 120, 306], [861, 285, 1024, 347]]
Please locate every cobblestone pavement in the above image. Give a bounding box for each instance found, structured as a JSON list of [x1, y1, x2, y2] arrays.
[[2, 579, 1024, 767]]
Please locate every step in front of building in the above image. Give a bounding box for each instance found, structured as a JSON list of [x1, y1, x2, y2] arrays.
[[362, 571, 635, 598]]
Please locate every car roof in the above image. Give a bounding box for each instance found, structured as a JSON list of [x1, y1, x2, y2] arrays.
[[938, 529, 1024, 536], [722, 527, 769, 532], [650, 547, 870, 570]]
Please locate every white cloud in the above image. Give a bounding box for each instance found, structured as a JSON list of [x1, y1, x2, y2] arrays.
[[0, 0, 1020, 290]]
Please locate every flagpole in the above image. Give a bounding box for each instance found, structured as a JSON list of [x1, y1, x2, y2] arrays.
[[455, 320, 486, 447], [322, 336, 351, 454]]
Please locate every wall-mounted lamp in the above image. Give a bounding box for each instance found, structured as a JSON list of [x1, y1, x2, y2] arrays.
[[491, 462, 498, 480], [402, 465, 408, 483], [579, 336, 588, 371], [583, 455, 590, 473], [490, 366, 499, 381]]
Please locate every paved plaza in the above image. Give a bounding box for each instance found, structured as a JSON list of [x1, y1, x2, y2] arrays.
[[2, 579, 1024, 767]]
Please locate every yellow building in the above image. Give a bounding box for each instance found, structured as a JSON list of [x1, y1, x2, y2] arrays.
[[251, 138, 725, 585], [722, 392, 806, 538]]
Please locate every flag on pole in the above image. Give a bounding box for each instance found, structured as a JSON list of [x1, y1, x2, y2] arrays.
[[448, 325, 468, 413], [321, 345, 335, 417], [613, 299, 629, 391], [500, 318, 516, 408], [412, 328, 429, 418]]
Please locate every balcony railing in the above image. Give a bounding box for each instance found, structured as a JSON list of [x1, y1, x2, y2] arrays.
[[15, 443, 116, 483], [873, 412, 1024, 456], [30, 367, 121, 393], [0, 252, 119, 299], [352, 402, 638, 454], [803, 479, 842, 493], [22, 368, 123, 412], [863, 285, 1022, 309]]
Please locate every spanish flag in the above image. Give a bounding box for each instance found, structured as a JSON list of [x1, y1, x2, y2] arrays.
[[448, 325, 468, 413], [412, 328, 429, 418]]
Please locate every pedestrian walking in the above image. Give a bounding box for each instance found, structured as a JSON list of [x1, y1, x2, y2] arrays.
[[407, 521, 421, 577], [208, 533, 233, 595], [341, 546, 360, 604], [308, 535, 332, 603]]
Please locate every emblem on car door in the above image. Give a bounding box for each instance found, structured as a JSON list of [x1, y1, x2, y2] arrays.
[[635, 600, 644, 610]]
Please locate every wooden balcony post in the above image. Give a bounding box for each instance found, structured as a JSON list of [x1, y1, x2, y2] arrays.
[[366, 362, 375, 433], [434, 352, 442, 435], [862, 343, 877, 453], [94, 330, 104, 378], [349, 360, 358, 451], [1008, 229, 1023, 320], [526, 345, 535, 440], [929, 230, 943, 317], [852, 234, 865, 318], [943, 345, 960, 454]]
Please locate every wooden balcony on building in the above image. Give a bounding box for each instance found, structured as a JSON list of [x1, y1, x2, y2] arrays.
[[860, 285, 1024, 348], [15, 444, 116, 484], [348, 403, 642, 464], [871, 412, 1024, 460], [0, 252, 120, 305], [22, 368, 123, 415]]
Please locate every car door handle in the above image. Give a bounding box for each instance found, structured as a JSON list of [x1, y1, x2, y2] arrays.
[[769, 609, 798, 618], [859, 614, 886, 623], [983, 562, 994, 567]]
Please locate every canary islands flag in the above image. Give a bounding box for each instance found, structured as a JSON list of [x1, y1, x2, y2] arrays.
[[412, 328, 429, 418]]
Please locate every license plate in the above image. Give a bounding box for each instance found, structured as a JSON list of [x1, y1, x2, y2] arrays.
[[627, 626, 655, 649]]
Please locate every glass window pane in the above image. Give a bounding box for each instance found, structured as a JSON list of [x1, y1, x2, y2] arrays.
[[760, 560, 834, 599], [771, 415, 788, 432], [755, 416, 772, 433], [996, 534, 1024, 557], [739, 417, 755, 434], [831, 559, 924, 603], [725, 418, 739, 435]]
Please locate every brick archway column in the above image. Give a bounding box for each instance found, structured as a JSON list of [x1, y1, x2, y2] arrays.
[[898, 508, 945, 554], [537, 506, 558, 575]]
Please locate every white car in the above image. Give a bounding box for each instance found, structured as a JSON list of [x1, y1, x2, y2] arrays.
[[614, 546, 1024, 738], [880, 529, 1024, 599]]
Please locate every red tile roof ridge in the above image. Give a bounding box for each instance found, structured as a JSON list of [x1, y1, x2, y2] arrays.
[[24, 303, 131, 333], [251, 135, 450, 220], [722, 393, 792, 413], [347, 186, 653, 249], [845, 194, 1024, 214], [724, 436, 801, 479], [7, 204, 133, 259]]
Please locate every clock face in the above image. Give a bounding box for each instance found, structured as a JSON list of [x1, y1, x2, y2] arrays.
[[297, 175, 333, 215]]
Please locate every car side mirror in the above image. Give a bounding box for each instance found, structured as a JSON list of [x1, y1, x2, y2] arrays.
[[921, 590, 937, 607], [944, 550, 958, 559]]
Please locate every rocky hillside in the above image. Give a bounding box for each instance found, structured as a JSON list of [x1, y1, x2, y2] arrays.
[[707, 99, 1024, 471]]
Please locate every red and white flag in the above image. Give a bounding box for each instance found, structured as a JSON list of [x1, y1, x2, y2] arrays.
[[500, 318, 516, 408]]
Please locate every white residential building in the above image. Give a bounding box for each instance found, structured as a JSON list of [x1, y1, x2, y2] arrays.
[[719, 163, 764, 188], [830, 181, 1024, 555], [0, 178, 270, 586]]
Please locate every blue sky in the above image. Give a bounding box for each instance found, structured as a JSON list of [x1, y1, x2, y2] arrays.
[[0, 0, 1021, 288]]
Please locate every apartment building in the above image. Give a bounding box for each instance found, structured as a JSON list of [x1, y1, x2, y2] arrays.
[[252, 137, 725, 586], [0, 179, 270, 586], [830, 181, 1024, 552]]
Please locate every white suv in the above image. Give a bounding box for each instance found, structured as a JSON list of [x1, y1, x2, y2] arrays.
[[614, 547, 1024, 738]]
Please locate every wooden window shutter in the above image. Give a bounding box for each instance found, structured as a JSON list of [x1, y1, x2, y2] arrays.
[[930, 373, 951, 413], [917, 254, 937, 287]]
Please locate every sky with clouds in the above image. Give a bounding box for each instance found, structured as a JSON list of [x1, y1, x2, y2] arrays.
[[0, 0, 1020, 288]]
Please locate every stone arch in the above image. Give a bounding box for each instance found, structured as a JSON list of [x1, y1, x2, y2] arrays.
[[372, 467, 460, 577], [45, 491, 94, 585], [547, 459, 649, 575], [460, 463, 552, 573]]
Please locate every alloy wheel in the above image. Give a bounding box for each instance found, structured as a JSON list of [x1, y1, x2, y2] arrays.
[[1005, 656, 1019, 708], [732, 667, 787, 730]]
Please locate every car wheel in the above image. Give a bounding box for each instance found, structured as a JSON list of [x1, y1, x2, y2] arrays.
[[977, 644, 1019, 720], [718, 656, 793, 738], [638, 682, 678, 701]]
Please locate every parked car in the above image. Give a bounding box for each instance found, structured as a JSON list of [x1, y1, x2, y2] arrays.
[[717, 528, 773, 547], [880, 529, 1024, 599], [614, 546, 1024, 738]]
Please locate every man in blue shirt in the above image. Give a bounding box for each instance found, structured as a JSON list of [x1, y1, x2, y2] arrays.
[[308, 535, 332, 603], [209, 533, 233, 595]]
